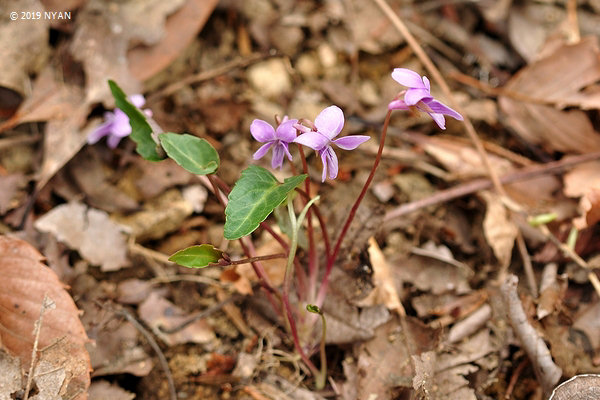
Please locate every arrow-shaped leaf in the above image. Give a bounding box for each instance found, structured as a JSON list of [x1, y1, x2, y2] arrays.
[[108, 80, 163, 161], [224, 166, 307, 240], [159, 133, 219, 175]]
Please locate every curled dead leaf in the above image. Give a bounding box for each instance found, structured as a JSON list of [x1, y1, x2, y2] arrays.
[[0, 235, 90, 399]]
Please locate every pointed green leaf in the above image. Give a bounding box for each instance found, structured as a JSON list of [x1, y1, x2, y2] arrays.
[[159, 133, 219, 175], [108, 80, 163, 161], [224, 166, 307, 240], [168, 244, 224, 268]]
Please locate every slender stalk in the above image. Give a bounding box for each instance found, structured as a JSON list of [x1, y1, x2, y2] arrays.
[[306, 305, 327, 390], [281, 196, 321, 377], [315, 110, 392, 306], [298, 145, 319, 301], [295, 188, 331, 258]]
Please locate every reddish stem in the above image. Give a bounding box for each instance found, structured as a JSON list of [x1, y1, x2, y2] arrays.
[[315, 110, 392, 306], [206, 175, 280, 313]]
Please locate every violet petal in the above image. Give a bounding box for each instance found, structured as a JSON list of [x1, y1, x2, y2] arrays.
[[319, 147, 329, 182], [388, 99, 410, 110], [271, 144, 285, 169], [391, 68, 427, 89], [111, 110, 133, 137], [250, 119, 276, 142], [293, 131, 330, 151], [276, 119, 299, 142], [129, 94, 146, 108], [314, 105, 344, 139], [423, 99, 464, 121], [106, 133, 123, 149], [333, 135, 370, 150], [324, 147, 338, 180], [87, 121, 113, 144], [425, 111, 447, 130], [253, 142, 274, 160], [281, 142, 293, 161], [404, 88, 432, 106]]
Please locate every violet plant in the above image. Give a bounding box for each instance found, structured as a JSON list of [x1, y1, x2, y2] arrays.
[[104, 69, 463, 388]]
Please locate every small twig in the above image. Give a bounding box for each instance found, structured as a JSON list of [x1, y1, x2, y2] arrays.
[[501, 275, 562, 397], [116, 307, 177, 400], [504, 358, 529, 400], [216, 253, 287, 267], [537, 224, 600, 298], [148, 52, 276, 102], [566, 0, 580, 44], [24, 295, 55, 400], [385, 151, 600, 220], [516, 231, 538, 298], [0, 133, 41, 150]]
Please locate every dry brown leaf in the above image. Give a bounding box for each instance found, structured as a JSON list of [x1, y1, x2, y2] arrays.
[[481, 191, 518, 269], [88, 380, 135, 400], [10, 65, 91, 190], [573, 302, 600, 351], [413, 351, 478, 400], [323, 278, 390, 345], [68, 148, 139, 213], [89, 320, 154, 377], [537, 263, 566, 320], [354, 316, 439, 399], [355, 237, 404, 315], [128, 157, 194, 200], [422, 136, 514, 180], [71, 0, 185, 104], [0, 349, 23, 399], [138, 292, 215, 346], [34, 202, 130, 272], [40, 0, 84, 13], [499, 37, 600, 154], [0, 173, 26, 215], [0, 235, 90, 399], [395, 254, 471, 295], [563, 161, 600, 229], [346, 0, 403, 54], [128, 0, 218, 81], [0, 0, 49, 99], [113, 188, 193, 241]]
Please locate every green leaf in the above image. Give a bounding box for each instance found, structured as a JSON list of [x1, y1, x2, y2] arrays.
[[224, 166, 307, 240], [108, 80, 163, 161], [168, 244, 224, 268], [159, 133, 219, 175]]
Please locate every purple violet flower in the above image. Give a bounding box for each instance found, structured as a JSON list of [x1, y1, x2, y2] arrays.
[[293, 105, 370, 182], [88, 94, 152, 149], [250, 117, 298, 169], [388, 68, 463, 130]]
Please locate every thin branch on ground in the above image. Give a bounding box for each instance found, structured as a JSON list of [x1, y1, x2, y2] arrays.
[[116, 307, 177, 400], [501, 275, 562, 397], [148, 52, 277, 102], [385, 151, 600, 220]]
